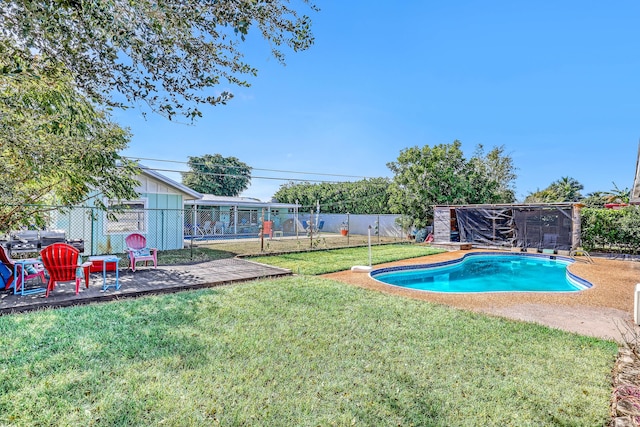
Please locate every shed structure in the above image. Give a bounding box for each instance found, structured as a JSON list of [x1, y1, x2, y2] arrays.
[[433, 203, 582, 251]]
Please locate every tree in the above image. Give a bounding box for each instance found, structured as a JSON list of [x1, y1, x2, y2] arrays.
[[477, 145, 517, 202], [0, 50, 140, 231], [386, 141, 517, 227], [524, 176, 584, 203], [1, 0, 317, 121], [551, 176, 584, 202], [581, 191, 609, 208], [524, 188, 560, 203], [273, 178, 392, 214], [182, 154, 251, 196], [605, 182, 630, 204]]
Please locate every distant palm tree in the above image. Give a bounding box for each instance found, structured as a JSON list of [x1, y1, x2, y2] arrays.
[[524, 188, 561, 203], [549, 176, 584, 202], [605, 182, 630, 204], [581, 191, 608, 208]]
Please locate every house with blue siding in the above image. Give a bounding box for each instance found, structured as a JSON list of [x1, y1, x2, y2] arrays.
[[54, 165, 201, 255]]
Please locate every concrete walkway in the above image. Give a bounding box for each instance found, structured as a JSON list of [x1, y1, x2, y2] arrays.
[[0, 258, 291, 315]]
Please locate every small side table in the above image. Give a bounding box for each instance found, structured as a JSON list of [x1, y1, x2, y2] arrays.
[[13, 259, 46, 296], [88, 255, 120, 291]]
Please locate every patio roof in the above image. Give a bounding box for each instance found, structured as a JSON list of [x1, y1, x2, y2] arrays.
[[185, 194, 299, 209], [433, 202, 581, 209]]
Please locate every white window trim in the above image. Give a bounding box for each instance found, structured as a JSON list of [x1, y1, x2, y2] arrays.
[[104, 198, 149, 235]]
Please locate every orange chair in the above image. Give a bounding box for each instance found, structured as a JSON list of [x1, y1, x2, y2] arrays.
[[262, 221, 273, 239], [125, 233, 158, 272], [40, 243, 91, 297], [0, 245, 45, 292]]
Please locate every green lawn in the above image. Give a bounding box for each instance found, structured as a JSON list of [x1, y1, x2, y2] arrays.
[[157, 246, 236, 264], [0, 277, 617, 426], [249, 244, 444, 275]]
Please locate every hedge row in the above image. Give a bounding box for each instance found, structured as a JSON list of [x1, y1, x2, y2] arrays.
[[581, 206, 640, 253]]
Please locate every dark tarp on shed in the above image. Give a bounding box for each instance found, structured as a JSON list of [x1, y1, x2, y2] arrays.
[[455, 208, 513, 248], [511, 206, 573, 250], [454, 205, 574, 250]]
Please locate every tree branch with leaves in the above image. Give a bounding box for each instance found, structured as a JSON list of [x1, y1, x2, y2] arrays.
[[0, 48, 140, 231], [1, 0, 317, 121]]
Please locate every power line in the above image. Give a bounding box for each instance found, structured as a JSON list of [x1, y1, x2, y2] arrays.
[[136, 166, 346, 184], [132, 165, 392, 212], [124, 156, 376, 180]]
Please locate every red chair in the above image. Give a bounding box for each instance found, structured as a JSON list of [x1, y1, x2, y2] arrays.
[[0, 245, 45, 292], [125, 233, 157, 272], [40, 243, 91, 297], [262, 220, 273, 239]]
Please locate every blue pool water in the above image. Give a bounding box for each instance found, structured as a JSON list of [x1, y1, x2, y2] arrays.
[[370, 253, 591, 293]]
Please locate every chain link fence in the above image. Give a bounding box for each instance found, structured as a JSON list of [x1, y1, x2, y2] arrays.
[[3, 205, 406, 257]]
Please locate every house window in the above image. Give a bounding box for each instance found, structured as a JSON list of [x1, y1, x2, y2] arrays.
[[106, 200, 147, 234]]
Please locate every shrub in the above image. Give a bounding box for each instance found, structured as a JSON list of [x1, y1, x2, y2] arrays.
[[581, 206, 640, 253]]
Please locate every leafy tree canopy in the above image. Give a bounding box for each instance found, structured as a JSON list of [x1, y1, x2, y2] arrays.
[[578, 182, 630, 208], [0, 48, 140, 231], [273, 178, 392, 214], [386, 141, 517, 228], [524, 176, 584, 203], [1, 0, 317, 120], [182, 154, 251, 196], [605, 182, 630, 204], [581, 191, 609, 208]]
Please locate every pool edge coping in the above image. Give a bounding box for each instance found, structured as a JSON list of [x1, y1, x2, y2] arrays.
[[368, 251, 593, 294]]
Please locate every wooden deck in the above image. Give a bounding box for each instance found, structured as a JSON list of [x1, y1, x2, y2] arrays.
[[0, 258, 291, 315]]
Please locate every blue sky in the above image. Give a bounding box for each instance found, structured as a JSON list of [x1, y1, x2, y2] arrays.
[[117, 1, 640, 202]]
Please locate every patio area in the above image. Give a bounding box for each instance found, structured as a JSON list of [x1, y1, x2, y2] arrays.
[[324, 249, 640, 343], [0, 258, 291, 315]]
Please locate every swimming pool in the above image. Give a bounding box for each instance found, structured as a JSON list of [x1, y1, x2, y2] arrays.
[[370, 252, 592, 293]]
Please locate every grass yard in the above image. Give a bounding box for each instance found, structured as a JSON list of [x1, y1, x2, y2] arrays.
[[249, 244, 444, 275], [196, 234, 407, 256], [0, 277, 617, 426], [157, 246, 236, 264]]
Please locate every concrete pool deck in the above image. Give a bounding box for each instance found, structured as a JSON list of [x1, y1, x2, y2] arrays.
[[323, 249, 640, 343]]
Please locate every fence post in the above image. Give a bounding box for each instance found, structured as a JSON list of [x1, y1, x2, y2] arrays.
[[295, 199, 299, 241], [347, 212, 350, 246], [90, 207, 95, 255], [190, 207, 195, 259], [160, 209, 165, 251], [309, 209, 314, 248], [260, 208, 265, 252]]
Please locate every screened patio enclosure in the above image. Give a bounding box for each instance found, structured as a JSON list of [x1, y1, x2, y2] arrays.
[[433, 203, 582, 251], [184, 195, 300, 240]]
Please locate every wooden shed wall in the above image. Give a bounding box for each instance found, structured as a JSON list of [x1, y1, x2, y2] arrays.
[[433, 207, 451, 242]]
